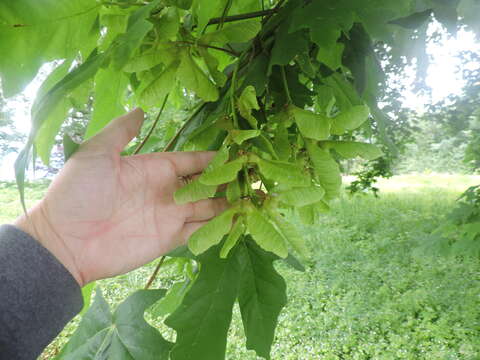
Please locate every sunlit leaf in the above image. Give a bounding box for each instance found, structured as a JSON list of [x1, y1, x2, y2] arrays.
[[257, 158, 311, 188], [278, 186, 325, 207], [199, 157, 247, 186], [188, 208, 237, 255], [306, 140, 342, 200], [85, 65, 129, 139], [220, 218, 245, 258], [331, 105, 370, 135], [288, 105, 331, 141], [177, 50, 219, 102], [174, 179, 217, 204], [237, 85, 260, 128], [246, 207, 288, 258]]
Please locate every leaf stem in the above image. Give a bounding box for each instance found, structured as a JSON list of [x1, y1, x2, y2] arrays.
[[133, 94, 169, 155], [175, 41, 240, 57], [280, 66, 292, 104], [144, 256, 166, 289]]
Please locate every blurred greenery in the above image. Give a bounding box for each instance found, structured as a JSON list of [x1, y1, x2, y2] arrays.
[[3, 177, 478, 359]]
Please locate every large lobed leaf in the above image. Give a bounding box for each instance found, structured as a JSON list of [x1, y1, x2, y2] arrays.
[[56, 289, 172, 359]]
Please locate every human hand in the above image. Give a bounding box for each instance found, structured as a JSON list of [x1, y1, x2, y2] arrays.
[[15, 109, 227, 287]]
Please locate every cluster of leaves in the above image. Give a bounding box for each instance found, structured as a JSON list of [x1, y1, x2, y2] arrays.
[[346, 157, 393, 197], [424, 185, 480, 257], [1, 0, 479, 359]]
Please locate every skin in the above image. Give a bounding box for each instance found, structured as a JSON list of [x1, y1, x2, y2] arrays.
[[14, 108, 228, 287]]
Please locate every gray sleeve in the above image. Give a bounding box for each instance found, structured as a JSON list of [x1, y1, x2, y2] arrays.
[[0, 224, 83, 360]]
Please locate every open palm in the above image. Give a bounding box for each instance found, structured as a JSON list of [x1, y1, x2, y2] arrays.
[[16, 109, 227, 286]]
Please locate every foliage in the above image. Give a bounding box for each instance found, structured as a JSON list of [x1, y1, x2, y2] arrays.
[[3, 179, 472, 360], [1, 0, 480, 359], [422, 185, 480, 257]]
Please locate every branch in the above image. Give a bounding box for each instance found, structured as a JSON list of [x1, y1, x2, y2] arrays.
[[207, 9, 277, 26], [133, 94, 169, 155], [144, 256, 166, 289]]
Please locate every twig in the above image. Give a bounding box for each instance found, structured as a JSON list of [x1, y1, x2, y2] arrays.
[[133, 94, 169, 155], [144, 256, 166, 289], [101, 1, 146, 6], [207, 9, 277, 26]]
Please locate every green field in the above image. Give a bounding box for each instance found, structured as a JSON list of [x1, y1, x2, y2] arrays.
[[1, 175, 479, 359]]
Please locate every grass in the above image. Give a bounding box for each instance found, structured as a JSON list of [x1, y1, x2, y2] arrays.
[[1, 175, 479, 359]]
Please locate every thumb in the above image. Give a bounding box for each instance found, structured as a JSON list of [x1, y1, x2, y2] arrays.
[[84, 108, 145, 153]]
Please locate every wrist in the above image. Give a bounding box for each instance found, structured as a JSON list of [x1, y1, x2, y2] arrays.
[[14, 201, 85, 287]]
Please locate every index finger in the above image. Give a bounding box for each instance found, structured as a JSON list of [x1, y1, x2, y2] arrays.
[[138, 151, 216, 176]]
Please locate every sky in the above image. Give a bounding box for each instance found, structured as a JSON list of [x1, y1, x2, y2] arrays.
[[1, 27, 480, 180]]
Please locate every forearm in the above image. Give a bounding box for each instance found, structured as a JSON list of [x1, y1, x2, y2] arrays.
[[0, 224, 83, 359]]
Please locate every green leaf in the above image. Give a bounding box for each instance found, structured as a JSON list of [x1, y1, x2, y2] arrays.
[[278, 186, 325, 207], [246, 207, 288, 258], [270, 212, 309, 259], [237, 85, 260, 128], [156, 6, 180, 40], [199, 156, 246, 186], [290, 0, 354, 52], [297, 203, 317, 225], [269, 16, 309, 71], [220, 218, 245, 258], [78, 282, 95, 316], [14, 146, 30, 213], [230, 129, 261, 145], [205, 145, 230, 171], [0, 0, 99, 96], [283, 253, 306, 272], [317, 42, 345, 70], [273, 123, 291, 161], [177, 50, 219, 102], [165, 244, 241, 360], [201, 19, 261, 44], [237, 239, 287, 359], [252, 135, 279, 160], [111, 0, 161, 70], [188, 208, 237, 255], [226, 178, 242, 203], [57, 289, 171, 359], [199, 48, 227, 87], [174, 179, 217, 204], [328, 141, 384, 160], [288, 105, 331, 141], [256, 158, 311, 188], [85, 65, 129, 139], [150, 280, 191, 317], [139, 61, 179, 108], [124, 43, 178, 72], [331, 105, 370, 135], [323, 73, 363, 111], [389, 9, 432, 29], [306, 141, 342, 200], [33, 50, 106, 164], [63, 134, 80, 162], [242, 53, 269, 96], [192, 0, 229, 32], [33, 61, 72, 164]]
